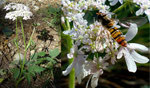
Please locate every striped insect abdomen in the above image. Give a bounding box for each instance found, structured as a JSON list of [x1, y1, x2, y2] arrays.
[[108, 27, 127, 47], [96, 12, 127, 47]]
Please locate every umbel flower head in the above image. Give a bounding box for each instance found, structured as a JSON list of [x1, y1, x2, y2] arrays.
[[62, 0, 149, 88], [4, 3, 33, 21]]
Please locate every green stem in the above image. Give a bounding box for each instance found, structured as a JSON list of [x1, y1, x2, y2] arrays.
[[61, 17, 67, 30], [16, 22, 35, 86], [15, 77, 24, 88], [15, 18, 21, 61], [113, 1, 129, 13], [69, 59, 75, 88], [66, 19, 75, 88], [20, 19, 26, 48]]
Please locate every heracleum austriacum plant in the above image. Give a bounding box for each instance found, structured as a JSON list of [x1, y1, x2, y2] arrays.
[[61, 0, 150, 88], [4, 2, 34, 87]]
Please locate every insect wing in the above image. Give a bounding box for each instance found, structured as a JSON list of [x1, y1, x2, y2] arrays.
[[119, 17, 148, 28]]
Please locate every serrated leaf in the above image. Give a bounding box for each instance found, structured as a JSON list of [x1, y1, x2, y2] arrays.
[[37, 51, 46, 57], [34, 65, 45, 73], [34, 58, 46, 64], [46, 57, 56, 64], [25, 73, 31, 84], [28, 65, 45, 74], [11, 68, 20, 80], [30, 53, 38, 60], [49, 48, 60, 58]]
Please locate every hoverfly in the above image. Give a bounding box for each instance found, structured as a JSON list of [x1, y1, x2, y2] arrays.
[[96, 12, 147, 47]]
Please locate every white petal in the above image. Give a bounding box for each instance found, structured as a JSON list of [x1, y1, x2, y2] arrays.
[[127, 43, 148, 52], [91, 71, 100, 88], [86, 75, 92, 88], [145, 9, 150, 23], [62, 62, 75, 76], [124, 48, 137, 73], [67, 53, 73, 59], [125, 23, 138, 41], [131, 50, 149, 63], [117, 48, 124, 59], [109, 0, 119, 6], [63, 30, 70, 35], [136, 8, 144, 16], [119, 0, 123, 4]]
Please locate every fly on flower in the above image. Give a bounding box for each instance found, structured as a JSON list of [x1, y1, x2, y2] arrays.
[[96, 12, 127, 47], [96, 12, 148, 47]]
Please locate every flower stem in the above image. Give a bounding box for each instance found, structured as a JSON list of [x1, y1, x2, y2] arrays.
[[20, 19, 26, 48], [15, 18, 21, 61], [69, 59, 75, 88], [16, 21, 35, 86], [113, 1, 129, 13], [66, 19, 75, 88]]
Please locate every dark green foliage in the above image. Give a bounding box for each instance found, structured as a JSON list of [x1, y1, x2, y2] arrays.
[[84, 10, 99, 25], [42, 4, 61, 29], [49, 48, 60, 58], [10, 48, 60, 84], [11, 68, 20, 80], [2, 27, 13, 37]]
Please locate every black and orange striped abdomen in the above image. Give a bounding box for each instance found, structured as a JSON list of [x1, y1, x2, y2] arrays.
[[96, 12, 127, 47], [108, 27, 127, 47]]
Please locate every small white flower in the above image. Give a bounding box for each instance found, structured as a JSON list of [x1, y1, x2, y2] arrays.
[[109, 0, 123, 6], [62, 45, 88, 76], [5, 10, 33, 21], [145, 9, 150, 22], [81, 56, 108, 88], [117, 23, 149, 72], [4, 3, 30, 11], [133, 0, 150, 22], [4, 3, 33, 21], [117, 44, 149, 72], [125, 23, 138, 41]]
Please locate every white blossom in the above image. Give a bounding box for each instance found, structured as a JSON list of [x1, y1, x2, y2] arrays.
[[5, 10, 33, 21], [117, 23, 149, 72], [62, 45, 88, 76], [109, 0, 123, 6], [133, 0, 150, 22], [4, 3, 30, 11], [117, 44, 149, 72], [4, 3, 33, 21]]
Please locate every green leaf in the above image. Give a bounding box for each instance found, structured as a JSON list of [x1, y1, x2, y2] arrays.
[[37, 51, 46, 57], [28, 65, 45, 74], [30, 53, 38, 60], [49, 48, 60, 58], [0, 78, 4, 83], [84, 10, 98, 25], [0, 69, 6, 76], [46, 57, 56, 64], [11, 68, 20, 80], [25, 73, 31, 84], [2, 27, 13, 37], [34, 65, 45, 73], [34, 58, 46, 64]]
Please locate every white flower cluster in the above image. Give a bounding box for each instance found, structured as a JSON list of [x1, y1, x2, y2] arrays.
[[62, 0, 149, 88], [4, 3, 33, 21], [108, 0, 150, 22], [133, 0, 150, 22]]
